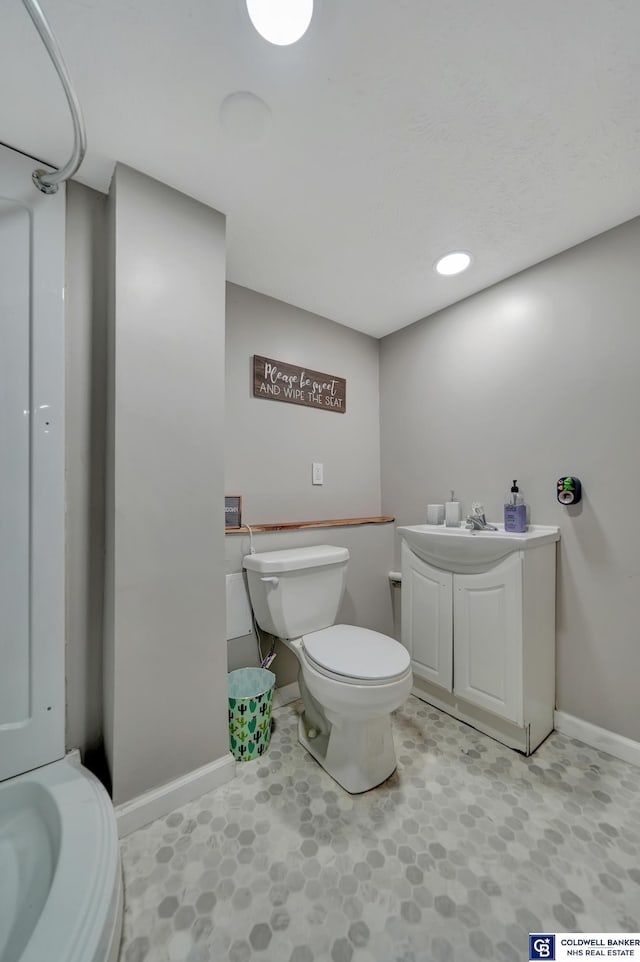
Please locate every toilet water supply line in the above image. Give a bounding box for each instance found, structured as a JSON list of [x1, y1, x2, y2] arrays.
[[244, 524, 276, 670], [21, 0, 87, 193]]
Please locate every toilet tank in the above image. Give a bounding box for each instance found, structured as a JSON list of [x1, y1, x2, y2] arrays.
[[243, 545, 349, 639]]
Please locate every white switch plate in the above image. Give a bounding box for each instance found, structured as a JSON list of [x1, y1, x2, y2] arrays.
[[312, 462, 324, 485]]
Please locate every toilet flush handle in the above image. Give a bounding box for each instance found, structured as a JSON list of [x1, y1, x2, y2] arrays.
[[260, 576, 279, 587]]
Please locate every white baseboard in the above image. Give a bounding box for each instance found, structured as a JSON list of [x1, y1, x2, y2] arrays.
[[115, 752, 236, 837], [554, 711, 640, 769], [273, 681, 300, 709]]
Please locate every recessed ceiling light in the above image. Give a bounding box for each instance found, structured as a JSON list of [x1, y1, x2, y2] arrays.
[[435, 251, 472, 276], [246, 0, 314, 46]]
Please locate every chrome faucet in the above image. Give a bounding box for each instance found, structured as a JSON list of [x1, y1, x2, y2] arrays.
[[465, 506, 498, 531]]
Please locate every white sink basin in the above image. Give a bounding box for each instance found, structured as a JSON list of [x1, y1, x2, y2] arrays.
[[397, 523, 560, 571]]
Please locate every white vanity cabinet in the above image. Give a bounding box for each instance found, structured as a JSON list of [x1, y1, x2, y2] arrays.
[[399, 524, 560, 754], [453, 552, 523, 725], [401, 545, 452, 691]]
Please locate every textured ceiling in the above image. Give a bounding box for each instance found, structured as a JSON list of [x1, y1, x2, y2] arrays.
[[2, 0, 639, 337]]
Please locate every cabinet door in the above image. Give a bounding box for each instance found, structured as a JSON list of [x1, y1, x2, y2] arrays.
[[453, 553, 523, 724], [401, 542, 452, 691]]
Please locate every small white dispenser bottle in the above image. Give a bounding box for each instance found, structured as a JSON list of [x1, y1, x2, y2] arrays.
[[427, 503, 445, 525], [445, 490, 461, 527]]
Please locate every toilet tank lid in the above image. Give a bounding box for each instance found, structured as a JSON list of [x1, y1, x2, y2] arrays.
[[243, 544, 349, 573]]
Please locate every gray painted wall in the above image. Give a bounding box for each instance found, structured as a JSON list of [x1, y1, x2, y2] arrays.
[[380, 216, 640, 743], [225, 284, 392, 686], [65, 182, 108, 755], [225, 284, 381, 523], [65, 184, 640, 770], [64, 229, 392, 754], [104, 165, 228, 805]]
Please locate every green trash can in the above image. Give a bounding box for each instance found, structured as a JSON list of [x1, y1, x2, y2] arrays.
[[228, 668, 276, 762]]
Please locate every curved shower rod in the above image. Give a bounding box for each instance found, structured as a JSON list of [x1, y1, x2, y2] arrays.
[[21, 0, 86, 193]]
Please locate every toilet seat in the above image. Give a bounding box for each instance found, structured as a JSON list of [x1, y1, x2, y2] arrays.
[[301, 624, 410, 685]]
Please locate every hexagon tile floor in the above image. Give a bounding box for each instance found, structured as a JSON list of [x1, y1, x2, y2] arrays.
[[119, 696, 640, 962]]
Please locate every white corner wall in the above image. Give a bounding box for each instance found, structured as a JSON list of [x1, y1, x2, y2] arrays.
[[380, 216, 640, 744], [104, 164, 229, 806]]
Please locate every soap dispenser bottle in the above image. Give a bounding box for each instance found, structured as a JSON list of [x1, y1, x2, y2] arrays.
[[445, 489, 461, 527], [504, 480, 527, 533]]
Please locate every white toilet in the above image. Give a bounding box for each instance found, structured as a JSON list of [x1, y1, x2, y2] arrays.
[[243, 545, 412, 794]]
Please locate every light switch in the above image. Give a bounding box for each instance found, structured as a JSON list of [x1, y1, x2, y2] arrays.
[[312, 462, 324, 485]]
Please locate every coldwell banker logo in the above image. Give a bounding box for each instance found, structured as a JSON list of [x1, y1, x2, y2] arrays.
[[530, 935, 555, 960]]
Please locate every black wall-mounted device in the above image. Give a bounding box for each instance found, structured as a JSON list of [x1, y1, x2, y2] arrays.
[[557, 476, 582, 505]]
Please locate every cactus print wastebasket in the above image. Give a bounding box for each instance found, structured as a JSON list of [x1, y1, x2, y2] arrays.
[[228, 668, 275, 762]]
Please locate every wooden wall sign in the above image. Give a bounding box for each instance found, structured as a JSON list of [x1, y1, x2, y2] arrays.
[[253, 355, 346, 413]]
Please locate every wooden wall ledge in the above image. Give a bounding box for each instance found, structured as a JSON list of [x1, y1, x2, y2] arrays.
[[225, 516, 395, 534]]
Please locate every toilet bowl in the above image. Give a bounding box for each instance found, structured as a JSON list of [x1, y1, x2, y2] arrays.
[[243, 546, 412, 793]]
